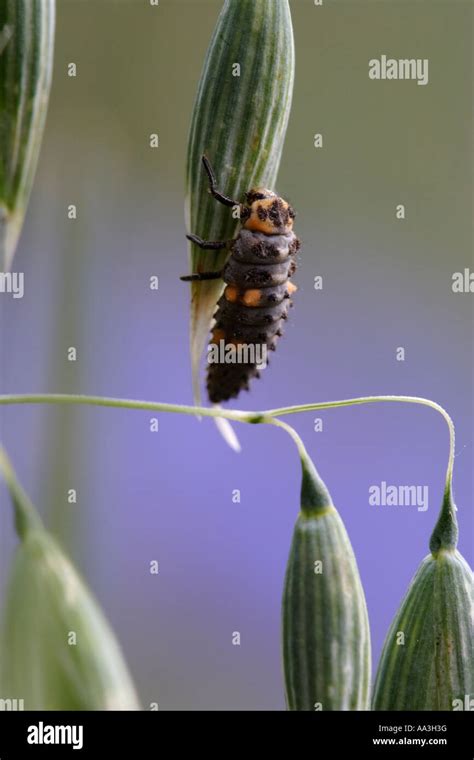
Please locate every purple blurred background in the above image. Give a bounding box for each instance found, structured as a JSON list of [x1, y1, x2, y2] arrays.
[[0, 0, 472, 709]]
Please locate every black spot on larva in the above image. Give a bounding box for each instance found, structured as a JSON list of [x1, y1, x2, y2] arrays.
[[239, 206, 250, 223], [243, 268, 272, 285], [251, 240, 266, 258], [218, 298, 290, 327], [257, 205, 268, 221], [246, 190, 267, 203], [290, 237, 301, 254], [268, 199, 283, 227], [266, 243, 280, 260]]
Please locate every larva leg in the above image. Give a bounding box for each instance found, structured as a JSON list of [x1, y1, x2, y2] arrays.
[[186, 233, 227, 250], [180, 271, 223, 282], [201, 155, 240, 209]]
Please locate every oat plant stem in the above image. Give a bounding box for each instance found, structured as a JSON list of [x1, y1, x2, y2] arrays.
[[0, 392, 456, 552], [0, 393, 454, 480]]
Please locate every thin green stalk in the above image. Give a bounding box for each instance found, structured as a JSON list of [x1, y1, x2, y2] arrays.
[[265, 416, 332, 514], [265, 395, 455, 488], [0, 392, 456, 481], [0, 393, 252, 422], [265, 395, 457, 553], [0, 392, 457, 551]]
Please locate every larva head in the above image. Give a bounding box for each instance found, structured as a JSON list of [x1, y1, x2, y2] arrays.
[[242, 189, 295, 234], [245, 188, 277, 205]]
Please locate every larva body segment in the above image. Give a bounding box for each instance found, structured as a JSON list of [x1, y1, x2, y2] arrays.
[[208, 229, 299, 403]]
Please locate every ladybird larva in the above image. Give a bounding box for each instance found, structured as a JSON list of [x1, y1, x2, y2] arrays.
[[181, 156, 300, 403]]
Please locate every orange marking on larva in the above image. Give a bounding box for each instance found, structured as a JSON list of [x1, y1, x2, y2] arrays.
[[243, 197, 294, 235], [224, 285, 239, 303], [244, 217, 276, 235], [211, 329, 225, 344], [242, 289, 262, 307], [287, 282, 298, 295]]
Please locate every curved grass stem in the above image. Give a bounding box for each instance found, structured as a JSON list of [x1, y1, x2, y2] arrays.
[[0, 392, 455, 485], [265, 395, 455, 491], [263, 415, 332, 514], [0, 392, 456, 549]]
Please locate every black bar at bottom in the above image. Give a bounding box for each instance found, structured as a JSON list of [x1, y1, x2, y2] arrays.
[[0, 710, 472, 757]]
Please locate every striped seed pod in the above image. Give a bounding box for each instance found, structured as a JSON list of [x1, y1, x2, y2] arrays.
[[372, 489, 474, 710], [1, 529, 140, 710], [282, 456, 371, 710], [185, 0, 294, 406]]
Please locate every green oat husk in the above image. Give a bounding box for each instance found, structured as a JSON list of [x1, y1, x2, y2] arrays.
[[282, 455, 371, 710], [0, 448, 140, 710], [0, 0, 55, 271], [373, 486, 474, 710]]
